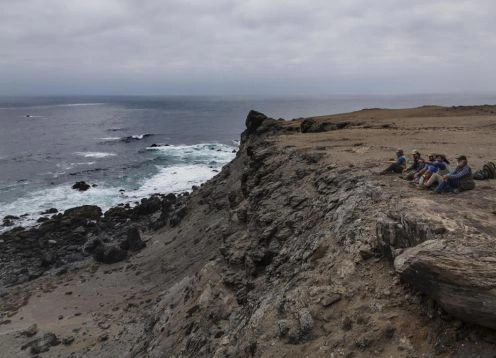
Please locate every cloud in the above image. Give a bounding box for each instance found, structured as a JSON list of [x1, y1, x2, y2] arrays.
[[0, 0, 495, 95]]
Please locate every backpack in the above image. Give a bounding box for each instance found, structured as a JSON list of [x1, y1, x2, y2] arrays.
[[473, 161, 495, 180]]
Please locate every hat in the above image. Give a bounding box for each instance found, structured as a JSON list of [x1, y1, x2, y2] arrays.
[[456, 155, 467, 161], [411, 149, 419, 155]]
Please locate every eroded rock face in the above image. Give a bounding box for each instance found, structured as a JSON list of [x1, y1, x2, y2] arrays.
[[377, 209, 496, 330], [395, 238, 496, 329], [376, 212, 447, 261]]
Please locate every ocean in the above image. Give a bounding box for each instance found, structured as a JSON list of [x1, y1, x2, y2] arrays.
[[1, 93, 496, 230]]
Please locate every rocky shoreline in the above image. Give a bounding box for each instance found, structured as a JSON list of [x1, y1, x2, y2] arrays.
[[0, 191, 191, 287], [1, 106, 496, 357]]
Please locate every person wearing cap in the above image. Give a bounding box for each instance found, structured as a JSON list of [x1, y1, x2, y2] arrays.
[[380, 149, 406, 175], [402, 150, 423, 180], [435, 155, 475, 193]]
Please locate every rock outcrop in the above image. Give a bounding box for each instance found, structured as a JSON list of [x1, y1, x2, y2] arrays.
[[395, 238, 496, 329]]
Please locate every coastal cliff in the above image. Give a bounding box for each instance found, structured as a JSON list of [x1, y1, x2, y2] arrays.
[[1, 106, 496, 357]]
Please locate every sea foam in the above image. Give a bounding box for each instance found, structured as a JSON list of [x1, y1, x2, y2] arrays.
[[75, 152, 117, 158]]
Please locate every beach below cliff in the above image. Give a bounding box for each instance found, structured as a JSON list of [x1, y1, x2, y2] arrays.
[[1, 105, 496, 357]]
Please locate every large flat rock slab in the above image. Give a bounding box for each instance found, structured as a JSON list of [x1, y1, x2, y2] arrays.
[[395, 237, 496, 329]]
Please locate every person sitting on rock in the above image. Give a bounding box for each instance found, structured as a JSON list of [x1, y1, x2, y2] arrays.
[[380, 149, 406, 175], [419, 155, 450, 189], [435, 155, 475, 193], [402, 150, 423, 180]]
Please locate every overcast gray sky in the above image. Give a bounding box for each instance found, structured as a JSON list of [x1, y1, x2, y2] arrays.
[[1, 0, 495, 95]]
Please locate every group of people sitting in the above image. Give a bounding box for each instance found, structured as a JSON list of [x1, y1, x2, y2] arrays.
[[380, 149, 476, 193]]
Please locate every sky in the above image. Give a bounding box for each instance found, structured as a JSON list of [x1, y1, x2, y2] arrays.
[[1, 0, 495, 96]]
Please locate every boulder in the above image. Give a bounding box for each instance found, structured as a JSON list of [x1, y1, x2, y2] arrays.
[[394, 238, 496, 329], [21, 332, 60, 354], [104, 206, 133, 222], [72, 181, 90, 191], [133, 196, 162, 215], [41, 208, 58, 215], [63, 205, 102, 223], [93, 244, 127, 264], [120, 227, 146, 251]]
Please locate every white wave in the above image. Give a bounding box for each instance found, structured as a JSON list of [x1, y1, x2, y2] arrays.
[[1, 142, 238, 233], [55, 161, 96, 171], [99, 137, 121, 141], [0, 164, 224, 233], [55, 103, 105, 107], [75, 152, 117, 158], [146, 143, 237, 164], [131, 134, 150, 140], [0, 184, 124, 233], [126, 165, 219, 198]]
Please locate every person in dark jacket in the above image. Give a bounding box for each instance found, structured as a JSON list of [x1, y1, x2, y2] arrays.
[[435, 155, 475, 193], [402, 150, 423, 180], [380, 149, 406, 175]]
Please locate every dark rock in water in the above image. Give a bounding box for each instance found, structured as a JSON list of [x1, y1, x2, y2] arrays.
[[37, 216, 49, 223], [150, 143, 159, 147], [63, 205, 102, 223], [2, 219, 14, 227], [21, 332, 60, 354], [72, 181, 90, 191], [93, 244, 127, 264], [41, 208, 58, 215], [4, 215, 19, 220], [120, 227, 146, 252]]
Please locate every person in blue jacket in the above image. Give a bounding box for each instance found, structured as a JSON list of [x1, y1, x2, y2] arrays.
[[380, 149, 406, 175]]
